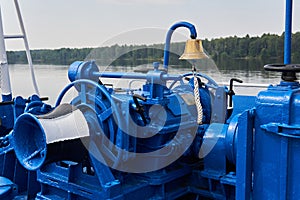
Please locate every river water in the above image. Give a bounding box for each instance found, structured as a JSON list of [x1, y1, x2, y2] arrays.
[[7, 63, 282, 105]]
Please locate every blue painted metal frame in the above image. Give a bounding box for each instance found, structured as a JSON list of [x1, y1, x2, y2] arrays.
[[236, 109, 254, 200], [163, 21, 197, 71]]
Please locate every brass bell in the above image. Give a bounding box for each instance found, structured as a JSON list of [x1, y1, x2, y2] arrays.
[[179, 39, 208, 60]]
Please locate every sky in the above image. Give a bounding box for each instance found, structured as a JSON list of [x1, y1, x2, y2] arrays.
[[0, 0, 299, 50]]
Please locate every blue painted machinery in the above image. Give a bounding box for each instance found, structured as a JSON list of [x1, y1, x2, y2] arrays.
[[0, 0, 300, 199]]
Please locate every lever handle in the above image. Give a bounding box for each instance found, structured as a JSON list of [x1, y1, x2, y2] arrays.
[[132, 94, 147, 125], [229, 78, 243, 107]]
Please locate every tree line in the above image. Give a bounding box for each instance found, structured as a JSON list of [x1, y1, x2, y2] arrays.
[[6, 32, 300, 68]]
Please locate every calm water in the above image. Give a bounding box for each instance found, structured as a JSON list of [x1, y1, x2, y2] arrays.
[[7, 63, 282, 105]]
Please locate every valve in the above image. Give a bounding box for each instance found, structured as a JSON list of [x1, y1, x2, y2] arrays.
[[264, 64, 300, 82]]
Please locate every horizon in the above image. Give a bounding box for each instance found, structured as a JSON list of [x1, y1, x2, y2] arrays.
[[6, 31, 292, 51]]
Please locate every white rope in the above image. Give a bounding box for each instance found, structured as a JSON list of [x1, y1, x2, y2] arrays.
[[193, 68, 203, 124]]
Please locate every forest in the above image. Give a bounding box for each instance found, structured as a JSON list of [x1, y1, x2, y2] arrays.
[[6, 32, 300, 69]]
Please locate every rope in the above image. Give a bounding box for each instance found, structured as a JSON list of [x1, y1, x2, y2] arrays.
[[193, 66, 203, 124]]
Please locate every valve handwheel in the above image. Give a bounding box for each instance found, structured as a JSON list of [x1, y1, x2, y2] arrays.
[[169, 72, 218, 90], [264, 64, 300, 81]]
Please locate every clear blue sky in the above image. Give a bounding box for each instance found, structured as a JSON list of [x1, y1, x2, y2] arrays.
[[0, 0, 299, 50]]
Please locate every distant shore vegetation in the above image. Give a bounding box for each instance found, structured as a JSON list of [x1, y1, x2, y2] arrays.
[[6, 32, 300, 70]]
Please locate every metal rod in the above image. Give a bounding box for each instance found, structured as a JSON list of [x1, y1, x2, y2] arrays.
[[219, 82, 269, 88], [93, 71, 181, 81], [4, 35, 24, 39], [14, 0, 40, 95], [93, 72, 147, 79], [0, 6, 12, 100], [284, 0, 293, 64]]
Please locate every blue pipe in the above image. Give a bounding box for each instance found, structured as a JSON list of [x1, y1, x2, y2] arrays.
[[92, 72, 147, 79], [163, 22, 197, 71], [284, 0, 293, 64], [55, 79, 112, 107], [92, 72, 181, 81]]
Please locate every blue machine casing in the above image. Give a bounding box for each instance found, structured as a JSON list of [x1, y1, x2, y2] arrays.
[[254, 82, 300, 199]]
